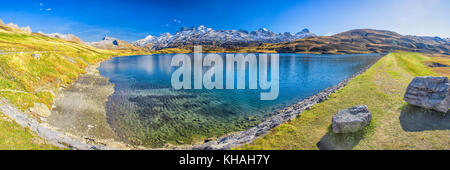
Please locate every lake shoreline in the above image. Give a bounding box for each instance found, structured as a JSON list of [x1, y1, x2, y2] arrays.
[[47, 63, 143, 149]]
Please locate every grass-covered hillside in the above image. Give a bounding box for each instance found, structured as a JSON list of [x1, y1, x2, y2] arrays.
[[0, 20, 148, 149], [239, 52, 449, 150], [0, 112, 61, 149], [0, 21, 147, 113]]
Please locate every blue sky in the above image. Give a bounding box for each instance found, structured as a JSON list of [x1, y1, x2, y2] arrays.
[[0, 0, 449, 42]]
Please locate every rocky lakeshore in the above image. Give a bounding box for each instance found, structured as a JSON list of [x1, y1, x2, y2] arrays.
[[47, 63, 141, 149]]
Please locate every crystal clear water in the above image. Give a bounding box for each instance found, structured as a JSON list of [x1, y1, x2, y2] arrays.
[[98, 53, 381, 147]]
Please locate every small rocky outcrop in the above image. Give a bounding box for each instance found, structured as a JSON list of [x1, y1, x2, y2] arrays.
[[403, 76, 450, 113], [332, 105, 372, 133]]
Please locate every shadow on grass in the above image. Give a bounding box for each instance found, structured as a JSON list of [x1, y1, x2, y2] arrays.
[[399, 104, 450, 132], [316, 127, 365, 150]]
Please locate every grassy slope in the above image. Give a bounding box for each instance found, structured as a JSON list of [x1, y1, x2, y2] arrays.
[[0, 113, 61, 149], [0, 23, 148, 149], [239, 52, 449, 150]]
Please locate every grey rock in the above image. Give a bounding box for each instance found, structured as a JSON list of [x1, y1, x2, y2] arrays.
[[29, 102, 51, 117], [32, 54, 40, 60], [332, 105, 372, 133], [403, 76, 450, 113]]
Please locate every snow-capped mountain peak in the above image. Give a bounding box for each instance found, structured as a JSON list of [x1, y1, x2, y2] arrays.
[[299, 28, 311, 34], [144, 35, 156, 40]]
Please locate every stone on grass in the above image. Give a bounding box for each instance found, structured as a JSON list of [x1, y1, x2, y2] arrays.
[[32, 54, 41, 60], [332, 105, 372, 133], [403, 76, 450, 113]]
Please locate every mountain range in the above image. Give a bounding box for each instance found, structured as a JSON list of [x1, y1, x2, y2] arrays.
[[133, 26, 316, 50], [255, 29, 450, 54]]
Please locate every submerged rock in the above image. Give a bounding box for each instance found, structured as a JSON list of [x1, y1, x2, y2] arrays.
[[332, 105, 372, 133], [403, 76, 450, 113]]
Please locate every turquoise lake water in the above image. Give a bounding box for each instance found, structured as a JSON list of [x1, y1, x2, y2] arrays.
[[98, 53, 381, 147]]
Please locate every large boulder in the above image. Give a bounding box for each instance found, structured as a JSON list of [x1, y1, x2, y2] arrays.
[[332, 105, 372, 133], [403, 76, 450, 113]]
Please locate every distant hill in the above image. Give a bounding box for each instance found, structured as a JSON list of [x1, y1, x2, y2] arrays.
[[0, 19, 32, 34], [254, 29, 450, 54], [88, 35, 143, 51], [39, 32, 84, 44]]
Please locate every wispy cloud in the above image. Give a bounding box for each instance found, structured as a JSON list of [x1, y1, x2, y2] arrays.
[[38, 2, 52, 12], [161, 19, 181, 27], [173, 19, 181, 24]]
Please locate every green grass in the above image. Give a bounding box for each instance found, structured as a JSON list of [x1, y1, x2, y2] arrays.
[[238, 52, 449, 150], [0, 112, 61, 150]]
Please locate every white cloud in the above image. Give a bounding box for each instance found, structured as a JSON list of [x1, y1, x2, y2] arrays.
[[46, 8, 52, 11], [40, 2, 44, 6]]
